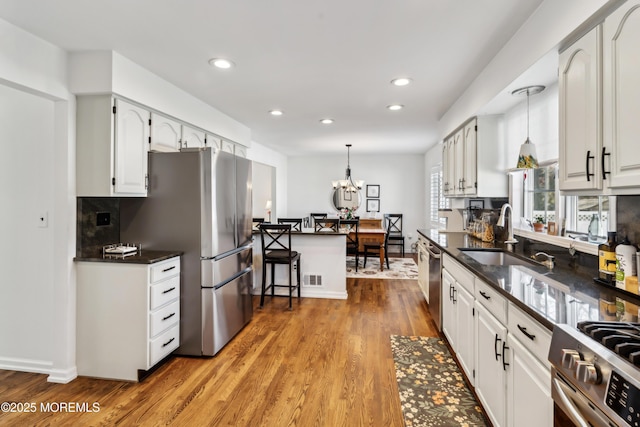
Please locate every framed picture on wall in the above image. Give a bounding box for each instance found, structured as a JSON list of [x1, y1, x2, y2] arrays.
[[366, 185, 380, 198], [366, 198, 380, 212]]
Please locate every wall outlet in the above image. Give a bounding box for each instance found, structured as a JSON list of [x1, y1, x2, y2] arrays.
[[96, 212, 111, 226]]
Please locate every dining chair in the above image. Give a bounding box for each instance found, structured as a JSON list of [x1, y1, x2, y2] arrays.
[[252, 217, 265, 230], [277, 218, 303, 231], [314, 217, 339, 232], [340, 219, 360, 272], [363, 220, 390, 269], [258, 223, 301, 310], [310, 213, 328, 228], [385, 213, 405, 256]]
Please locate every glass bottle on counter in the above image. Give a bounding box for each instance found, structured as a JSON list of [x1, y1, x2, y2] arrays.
[[588, 214, 599, 243], [598, 231, 617, 285]]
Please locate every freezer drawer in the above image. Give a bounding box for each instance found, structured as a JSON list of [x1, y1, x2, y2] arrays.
[[201, 269, 253, 356], [201, 246, 252, 288]]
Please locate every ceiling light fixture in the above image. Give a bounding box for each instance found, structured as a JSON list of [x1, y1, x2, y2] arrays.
[[332, 144, 364, 193], [269, 109, 283, 116], [512, 85, 545, 169], [320, 118, 334, 124], [208, 58, 234, 69], [387, 104, 404, 111], [391, 77, 412, 87]]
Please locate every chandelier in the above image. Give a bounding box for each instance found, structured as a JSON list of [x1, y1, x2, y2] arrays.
[[332, 144, 363, 193]]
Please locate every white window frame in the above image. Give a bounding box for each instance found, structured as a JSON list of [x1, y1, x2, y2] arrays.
[[430, 164, 449, 229]]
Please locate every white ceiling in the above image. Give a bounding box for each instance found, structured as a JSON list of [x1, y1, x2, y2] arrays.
[[0, 0, 546, 155]]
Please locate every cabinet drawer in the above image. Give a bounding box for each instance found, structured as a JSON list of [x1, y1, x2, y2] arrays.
[[443, 254, 474, 294], [475, 279, 507, 325], [150, 300, 180, 338], [149, 324, 179, 367], [508, 302, 552, 365], [150, 276, 180, 310], [150, 257, 180, 283]]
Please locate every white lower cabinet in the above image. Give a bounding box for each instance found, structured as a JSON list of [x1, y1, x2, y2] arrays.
[[441, 254, 553, 427], [76, 256, 181, 381], [475, 302, 508, 427]]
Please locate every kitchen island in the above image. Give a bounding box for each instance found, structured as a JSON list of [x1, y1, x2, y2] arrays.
[[252, 229, 348, 300]]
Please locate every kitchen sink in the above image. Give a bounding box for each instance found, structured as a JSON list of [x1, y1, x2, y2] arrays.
[[458, 249, 536, 267]]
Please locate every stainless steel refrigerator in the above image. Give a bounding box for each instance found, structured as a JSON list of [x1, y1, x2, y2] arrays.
[[121, 147, 253, 356]]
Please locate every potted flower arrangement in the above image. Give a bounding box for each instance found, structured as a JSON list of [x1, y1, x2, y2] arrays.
[[341, 207, 356, 219], [533, 215, 546, 232]]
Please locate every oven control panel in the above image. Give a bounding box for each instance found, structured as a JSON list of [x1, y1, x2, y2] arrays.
[[606, 370, 640, 427]]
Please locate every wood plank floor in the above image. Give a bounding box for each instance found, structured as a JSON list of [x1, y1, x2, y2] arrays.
[[0, 272, 438, 426]]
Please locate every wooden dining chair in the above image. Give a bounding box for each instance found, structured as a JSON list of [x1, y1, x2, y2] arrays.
[[363, 220, 390, 269], [277, 218, 303, 231], [340, 219, 360, 272], [385, 213, 405, 256], [314, 218, 339, 232]]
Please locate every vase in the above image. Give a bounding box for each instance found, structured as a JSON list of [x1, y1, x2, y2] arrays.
[[533, 223, 544, 232]]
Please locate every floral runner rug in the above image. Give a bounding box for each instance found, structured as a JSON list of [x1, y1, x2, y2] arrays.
[[346, 256, 418, 280], [390, 335, 488, 427]]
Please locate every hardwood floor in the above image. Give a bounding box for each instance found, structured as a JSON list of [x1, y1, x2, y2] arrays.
[[0, 272, 438, 426]]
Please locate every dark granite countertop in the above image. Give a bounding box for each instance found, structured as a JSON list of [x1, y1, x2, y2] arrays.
[[74, 249, 182, 264], [418, 228, 640, 331], [252, 229, 349, 236]]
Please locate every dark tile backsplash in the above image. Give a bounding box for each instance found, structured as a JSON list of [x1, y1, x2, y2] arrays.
[[76, 198, 120, 255]]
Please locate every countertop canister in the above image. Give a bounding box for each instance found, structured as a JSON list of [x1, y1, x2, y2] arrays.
[[615, 237, 636, 289]]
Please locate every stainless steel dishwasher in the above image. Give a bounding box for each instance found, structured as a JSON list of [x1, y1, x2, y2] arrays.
[[426, 241, 442, 330]]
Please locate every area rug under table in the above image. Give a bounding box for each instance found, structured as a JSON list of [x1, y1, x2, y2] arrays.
[[390, 335, 488, 427], [346, 256, 418, 280]]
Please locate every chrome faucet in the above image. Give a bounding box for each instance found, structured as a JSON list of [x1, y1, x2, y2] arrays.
[[532, 252, 555, 269], [497, 203, 518, 244]]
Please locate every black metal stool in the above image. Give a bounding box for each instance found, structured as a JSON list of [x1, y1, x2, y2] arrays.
[[259, 223, 301, 310]]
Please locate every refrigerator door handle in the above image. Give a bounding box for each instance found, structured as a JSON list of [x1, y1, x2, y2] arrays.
[[201, 243, 252, 261]]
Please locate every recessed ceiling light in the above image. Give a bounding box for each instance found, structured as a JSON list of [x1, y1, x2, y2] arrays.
[[387, 104, 404, 111], [208, 58, 234, 69], [320, 118, 334, 124], [391, 77, 412, 87], [269, 109, 283, 116]]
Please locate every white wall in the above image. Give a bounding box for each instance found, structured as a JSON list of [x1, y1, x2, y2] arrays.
[[247, 141, 289, 220], [287, 153, 425, 251], [0, 18, 76, 382], [438, 0, 610, 140]]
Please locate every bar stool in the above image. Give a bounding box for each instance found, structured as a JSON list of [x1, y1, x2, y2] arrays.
[[259, 223, 301, 310], [340, 219, 360, 272], [277, 218, 303, 231]]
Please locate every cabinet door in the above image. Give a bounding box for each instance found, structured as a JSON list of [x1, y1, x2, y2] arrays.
[[150, 113, 181, 152], [441, 269, 456, 347], [507, 336, 553, 427], [603, 1, 640, 189], [114, 99, 150, 195], [456, 285, 475, 386], [181, 125, 206, 148], [558, 26, 602, 191], [442, 140, 452, 195], [463, 120, 477, 195], [206, 134, 221, 150], [475, 302, 508, 427], [453, 130, 464, 195]]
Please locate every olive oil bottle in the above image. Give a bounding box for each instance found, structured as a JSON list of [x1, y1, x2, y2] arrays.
[[598, 231, 617, 285]]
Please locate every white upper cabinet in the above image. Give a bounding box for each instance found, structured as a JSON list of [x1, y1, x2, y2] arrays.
[[603, 1, 640, 190], [77, 95, 150, 197], [114, 99, 150, 195], [558, 26, 602, 192], [443, 116, 506, 198], [150, 113, 181, 152], [561, 1, 640, 193], [181, 125, 206, 149]]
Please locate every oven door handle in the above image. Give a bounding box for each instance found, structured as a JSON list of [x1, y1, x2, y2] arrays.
[[426, 244, 441, 259], [552, 377, 590, 427]]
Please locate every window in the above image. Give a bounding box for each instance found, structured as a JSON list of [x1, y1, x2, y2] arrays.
[[511, 162, 614, 244], [430, 165, 449, 228]]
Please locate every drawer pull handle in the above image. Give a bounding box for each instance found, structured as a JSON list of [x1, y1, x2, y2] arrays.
[[162, 337, 175, 348], [517, 324, 536, 341], [162, 266, 176, 273], [162, 312, 176, 321], [479, 290, 491, 300], [162, 287, 176, 294]]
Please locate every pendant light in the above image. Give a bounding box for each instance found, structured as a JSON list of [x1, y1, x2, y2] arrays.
[[332, 144, 363, 192], [512, 85, 545, 169]]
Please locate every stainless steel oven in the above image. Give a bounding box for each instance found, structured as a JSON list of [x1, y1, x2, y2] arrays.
[[548, 321, 640, 427], [426, 242, 442, 331]]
